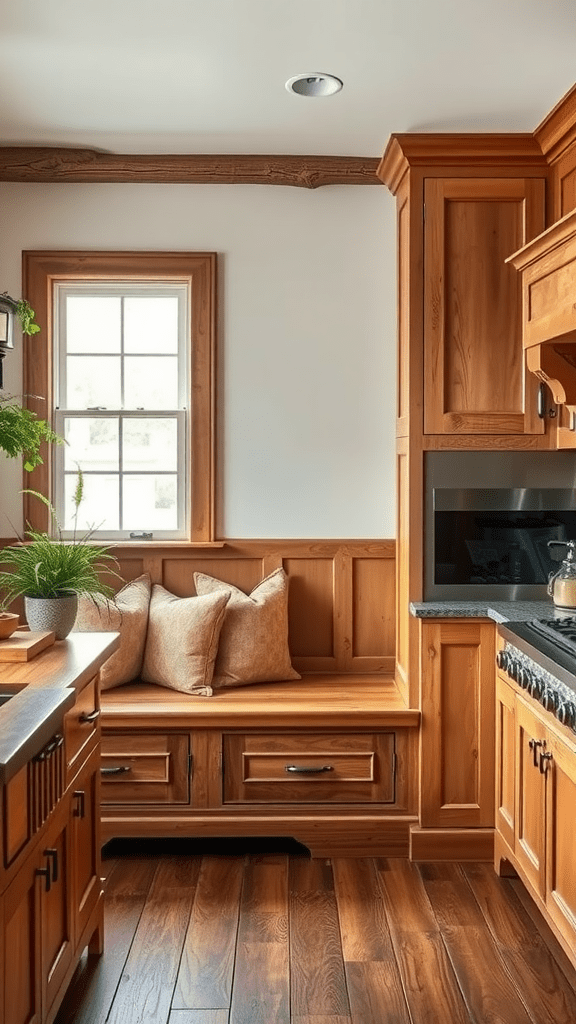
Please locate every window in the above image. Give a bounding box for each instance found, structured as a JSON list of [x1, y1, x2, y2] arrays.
[[23, 252, 216, 542]]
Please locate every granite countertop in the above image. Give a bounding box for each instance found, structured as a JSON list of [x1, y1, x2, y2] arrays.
[[410, 600, 557, 623]]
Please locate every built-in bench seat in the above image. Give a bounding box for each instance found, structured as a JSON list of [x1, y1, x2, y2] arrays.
[[99, 673, 420, 857]]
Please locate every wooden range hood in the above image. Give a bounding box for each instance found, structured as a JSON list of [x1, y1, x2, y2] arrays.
[[507, 208, 576, 414]]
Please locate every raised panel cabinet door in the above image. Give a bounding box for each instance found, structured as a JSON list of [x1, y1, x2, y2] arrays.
[[2, 847, 42, 1024], [423, 176, 546, 435], [420, 619, 495, 828], [545, 728, 576, 952], [515, 698, 546, 898], [71, 746, 102, 948], [40, 802, 74, 1020], [495, 674, 516, 852]]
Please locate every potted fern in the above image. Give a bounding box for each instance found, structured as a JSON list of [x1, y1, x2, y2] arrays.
[[0, 473, 121, 639]]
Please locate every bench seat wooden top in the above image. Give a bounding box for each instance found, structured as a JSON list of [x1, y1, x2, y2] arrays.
[[100, 673, 420, 729]]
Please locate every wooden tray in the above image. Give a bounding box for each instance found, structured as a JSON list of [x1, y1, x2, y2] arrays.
[[0, 630, 56, 661]]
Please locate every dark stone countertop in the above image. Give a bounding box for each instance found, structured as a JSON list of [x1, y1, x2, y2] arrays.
[[410, 600, 556, 623], [0, 632, 119, 784]]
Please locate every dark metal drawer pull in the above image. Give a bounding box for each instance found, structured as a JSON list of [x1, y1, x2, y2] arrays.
[[44, 848, 59, 882], [79, 709, 100, 724], [285, 764, 334, 774], [101, 765, 132, 776], [528, 738, 542, 768], [36, 865, 51, 893]]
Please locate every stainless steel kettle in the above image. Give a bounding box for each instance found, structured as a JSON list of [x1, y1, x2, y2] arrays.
[[547, 539, 576, 609]]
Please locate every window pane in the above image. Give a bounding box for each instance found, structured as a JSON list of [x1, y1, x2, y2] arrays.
[[123, 475, 178, 530], [124, 297, 179, 353], [66, 296, 121, 353], [124, 356, 178, 409], [66, 355, 121, 408], [123, 418, 178, 471], [64, 418, 119, 472], [64, 473, 119, 531]]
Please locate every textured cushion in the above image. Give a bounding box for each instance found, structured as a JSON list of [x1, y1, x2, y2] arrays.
[[141, 584, 230, 695], [193, 568, 301, 688], [72, 574, 151, 691]]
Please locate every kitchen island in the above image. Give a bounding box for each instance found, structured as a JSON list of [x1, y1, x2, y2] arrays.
[[0, 632, 118, 1024]]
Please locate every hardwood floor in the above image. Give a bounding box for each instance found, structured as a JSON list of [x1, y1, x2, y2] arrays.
[[54, 838, 576, 1024]]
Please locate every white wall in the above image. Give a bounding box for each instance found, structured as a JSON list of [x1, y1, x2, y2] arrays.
[[0, 181, 396, 538]]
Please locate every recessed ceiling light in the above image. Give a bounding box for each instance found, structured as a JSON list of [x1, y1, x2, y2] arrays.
[[285, 73, 343, 98]]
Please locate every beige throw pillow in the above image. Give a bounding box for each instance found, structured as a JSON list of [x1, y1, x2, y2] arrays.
[[141, 584, 230, 696], [193, 568, 301, 688], [72, 574, 151, 691]]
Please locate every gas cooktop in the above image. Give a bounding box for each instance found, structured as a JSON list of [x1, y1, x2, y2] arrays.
[[498, 616, 576, 731]]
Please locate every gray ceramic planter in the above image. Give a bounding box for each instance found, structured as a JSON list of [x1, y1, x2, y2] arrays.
[[25, 593, 78, 640]]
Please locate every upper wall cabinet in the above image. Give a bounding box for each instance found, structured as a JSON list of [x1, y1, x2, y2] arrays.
[[378, 134, 550, 448], [423, 175, 546, 436]]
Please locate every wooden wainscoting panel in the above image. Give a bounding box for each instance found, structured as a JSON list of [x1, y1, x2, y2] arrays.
[[64, 539, 396, 676], [283, 557, 335, 661], [163, 557, 263, 597], [352, 553, 395, 662]]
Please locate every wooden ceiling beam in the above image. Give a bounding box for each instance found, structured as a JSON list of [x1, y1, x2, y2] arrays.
[[0, 148, 381, 188]]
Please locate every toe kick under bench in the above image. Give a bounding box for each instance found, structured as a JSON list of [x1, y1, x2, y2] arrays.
[[99, 674, 420, 857]]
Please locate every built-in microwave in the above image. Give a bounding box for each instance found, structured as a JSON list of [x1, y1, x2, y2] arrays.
[[425, 452, 576, 601]]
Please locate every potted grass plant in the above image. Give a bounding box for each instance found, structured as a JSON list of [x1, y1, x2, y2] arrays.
[[0, 472, 121, 639]]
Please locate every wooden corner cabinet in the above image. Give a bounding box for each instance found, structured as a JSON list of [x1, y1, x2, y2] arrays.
[[0, 634, 116, 1024], [495, 652, 576, 966]]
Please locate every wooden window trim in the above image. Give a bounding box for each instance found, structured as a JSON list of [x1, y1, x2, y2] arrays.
[[22, 251, 216, 542]]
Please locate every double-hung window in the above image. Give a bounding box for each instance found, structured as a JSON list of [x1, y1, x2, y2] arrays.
[[23, 252, 216, 542], [54, 283, 188, 539]]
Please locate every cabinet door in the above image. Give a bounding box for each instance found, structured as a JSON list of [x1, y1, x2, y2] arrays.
[[424, 176, 546, 436], [40, 803, 74, 1019], [71, 745, 102, 948], [515, 699, 546, 898], [420, 619, 495, 827], [495, 674, 516, 851], [545, 729, 576, 951], [2, 847, 42, 1024]]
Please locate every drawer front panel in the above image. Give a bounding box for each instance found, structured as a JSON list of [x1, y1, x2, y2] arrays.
[[65, 676, 99, 772], [101, 732, 190, 804], [223, 732, 396, 804]]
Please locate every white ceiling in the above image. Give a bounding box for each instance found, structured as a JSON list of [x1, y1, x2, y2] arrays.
[[1, 0, 576, 157]]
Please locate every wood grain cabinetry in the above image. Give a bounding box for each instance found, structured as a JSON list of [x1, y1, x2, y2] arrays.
[[418, 619, 495, 847], [423, 176, 546, 437], [495, 665, 576, 967], [0, 636, 114, 1024]]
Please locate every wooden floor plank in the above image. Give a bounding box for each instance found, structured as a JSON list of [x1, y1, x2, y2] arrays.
[[420, 863, 535, 1024], [375, 859, 470, 1024], [173, 855, 244, 1010], [463, 863, 576, 1024], [290, 859, 350, 1019], [105, 856, 201, 1024], [229, 854, 290, 1024], [169, 1012, 229, 1024], [332, 858, 393, 961], [345, 961, 412, 1024], [509, 875, 576, 988], [54, 854, 159, 1024]]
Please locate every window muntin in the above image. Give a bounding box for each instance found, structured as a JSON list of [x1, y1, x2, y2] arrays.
[[54, 282, 189, 540]]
